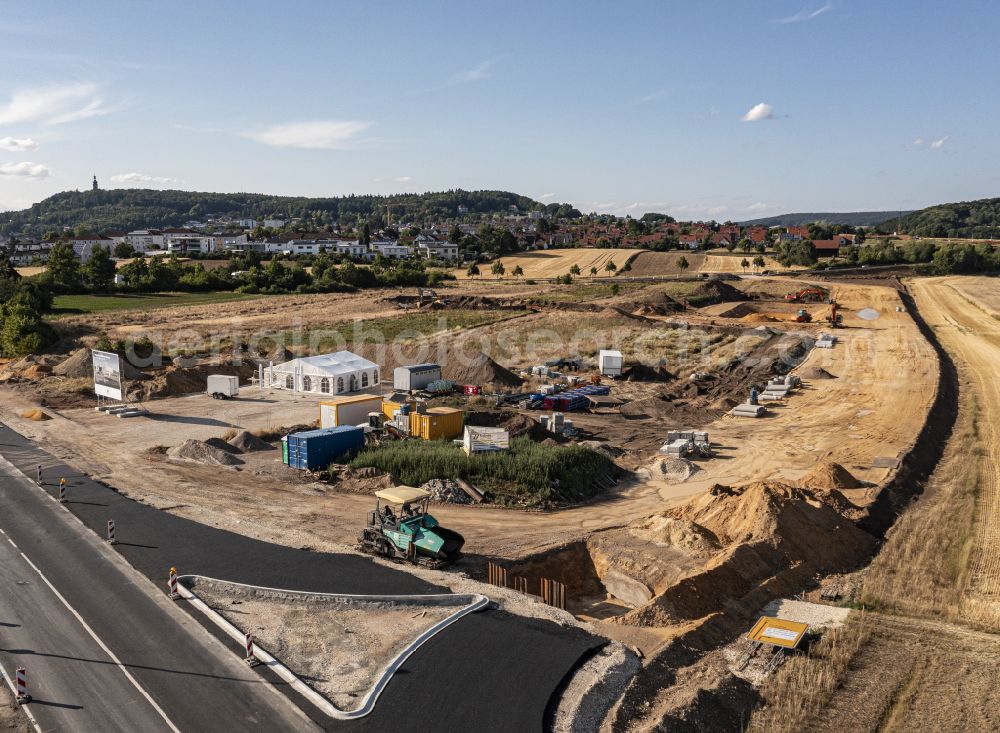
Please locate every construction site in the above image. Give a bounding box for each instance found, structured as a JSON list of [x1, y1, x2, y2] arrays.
[[4, 264, 999, 732]]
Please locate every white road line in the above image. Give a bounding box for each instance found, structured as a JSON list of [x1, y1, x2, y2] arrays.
[[16, 550, 182, 733]]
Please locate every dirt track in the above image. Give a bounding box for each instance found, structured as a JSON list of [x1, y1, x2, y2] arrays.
[[910, 277, 1000, 602]]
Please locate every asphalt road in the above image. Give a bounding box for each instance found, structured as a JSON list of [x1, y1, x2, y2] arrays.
[[0, 423, 601, 732], [0, 446, 319, 733]]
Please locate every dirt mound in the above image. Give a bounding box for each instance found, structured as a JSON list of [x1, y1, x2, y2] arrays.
[[21, 364, 52, 379], [620, 396, 674, 419], [20, 408, 51, 421], [52, 348, 93, 378], [129, 363, 257, 401], [801, 366, 836, 379], [649, 456, 702, 482], [628, 290, 687, 316], [684, 280, 746, 305], [628, 514, 720, 554], [168, 439, 244, 466], [741, 313, 777, 324], [228, 430, 274, 452], [621, 362, 675, 382], [441, 353, 523, 388], [799, 461, 862, 491], [204, 437, 243, 455], [465, 409, 550, 440], [717, 303, 756, 318]]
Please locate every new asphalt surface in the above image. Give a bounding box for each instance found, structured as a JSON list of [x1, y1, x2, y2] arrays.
[[0, 423, 602, 732]]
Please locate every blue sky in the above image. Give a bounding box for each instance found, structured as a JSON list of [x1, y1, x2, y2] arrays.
[[0, 0, 997, 220]]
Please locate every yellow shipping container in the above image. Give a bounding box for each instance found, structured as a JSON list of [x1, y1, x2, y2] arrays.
[[409, 407, 464, 440], [382, 397, 416, 420]]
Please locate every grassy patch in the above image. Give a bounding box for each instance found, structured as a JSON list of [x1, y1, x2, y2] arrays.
[[48, 291, 262, 317], [530, 282, 650, 303], [349, 436, 615, 506]]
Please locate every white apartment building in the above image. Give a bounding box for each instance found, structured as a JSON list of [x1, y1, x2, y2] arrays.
[[125, 229, 165, 252]]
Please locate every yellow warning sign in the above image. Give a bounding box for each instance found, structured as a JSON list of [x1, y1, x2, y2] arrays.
[[746, 616, 808, 649]]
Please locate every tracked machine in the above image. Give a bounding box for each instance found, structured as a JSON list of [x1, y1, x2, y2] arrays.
[[358, 487, 465, 568]]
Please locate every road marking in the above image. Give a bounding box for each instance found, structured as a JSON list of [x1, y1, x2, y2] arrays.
[[16, 549, 182, 733]]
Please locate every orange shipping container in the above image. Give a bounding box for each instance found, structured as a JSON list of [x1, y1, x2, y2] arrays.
[[409, 407, 464, 440]]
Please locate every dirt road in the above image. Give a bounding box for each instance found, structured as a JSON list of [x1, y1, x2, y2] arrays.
[[910, 277, 1000, 602]]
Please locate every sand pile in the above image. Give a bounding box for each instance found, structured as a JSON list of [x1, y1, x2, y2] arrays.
[[20, 364, 52, 379], [204, 437, 243, 455], [628, 514, 720, 554], [801, 366, 836, 379], [228, 430, 274, 452], [168, 439, 244, 466], [52, 348, 93, 378], [799, 461, 862, 491], [741, 313, 776, 324], [717, 303, 756, 318], [650, 456, 702, 482], [20, 408, 51, 421], [441, 353, 523, 388]]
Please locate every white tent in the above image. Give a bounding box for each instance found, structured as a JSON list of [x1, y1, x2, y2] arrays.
[[269, 351, 380, 395]]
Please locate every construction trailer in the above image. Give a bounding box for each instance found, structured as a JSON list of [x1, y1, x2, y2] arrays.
[[393, 363, 442, 392], [207, 374, 239, 399], [286, 426, 365, 470], [319, 394, 384, 428], [463, 426, 510, 455], [382, 393, 417, 420], [598, 350, 623, 377], [408, 406, 464, 441]]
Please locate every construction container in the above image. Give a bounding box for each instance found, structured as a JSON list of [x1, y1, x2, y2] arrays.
[[463, 426, 510, 454], [393, 363, 442, 391], [598, 350, 623, 377], [207, 374, 239, 398], [281, 436, 288, 465], [382, 394, 416, 420], [286, 426, 364, 470], [319, 394, 383, 428], [408, 406, 464, 441]]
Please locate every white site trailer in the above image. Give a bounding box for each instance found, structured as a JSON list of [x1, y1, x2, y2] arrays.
[[598, 350, 623, 377], [393, 363, 442, 391], [207, 374, 239, 398]]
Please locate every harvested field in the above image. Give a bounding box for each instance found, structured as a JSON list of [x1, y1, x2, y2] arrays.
[[453, 248, 645, 280], [624, 252, 707, 277]]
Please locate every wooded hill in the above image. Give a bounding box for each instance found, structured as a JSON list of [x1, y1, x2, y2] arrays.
[[1, 188, 581, 237], [883, 197, 1000, 238]]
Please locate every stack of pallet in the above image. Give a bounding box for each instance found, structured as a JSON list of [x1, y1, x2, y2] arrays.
[[661, 430, 712, 457], [541, 385, 611, 412], [815, 333, 837, 349]]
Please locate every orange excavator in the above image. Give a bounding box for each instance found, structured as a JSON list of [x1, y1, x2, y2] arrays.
[[828, 300, 843, 327], [784, 288, 827, 303]]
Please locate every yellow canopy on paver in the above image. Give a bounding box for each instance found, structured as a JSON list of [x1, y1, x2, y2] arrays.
[[375, 486, 431, 505]]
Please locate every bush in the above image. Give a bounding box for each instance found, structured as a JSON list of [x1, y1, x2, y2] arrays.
[[349, 437, 615, 505]]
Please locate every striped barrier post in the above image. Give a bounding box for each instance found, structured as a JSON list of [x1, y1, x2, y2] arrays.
[[168, 567, 179, 599], [15, 667, 30, 704], [245, 633, 260, 667], [58, 479, 66, 503], [107, 519, 117, 545]]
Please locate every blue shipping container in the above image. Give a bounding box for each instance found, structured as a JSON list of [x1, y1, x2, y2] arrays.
[[286, 426, 364, 471]]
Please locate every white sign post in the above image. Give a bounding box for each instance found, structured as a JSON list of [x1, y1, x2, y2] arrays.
[[91, 350, 123, 402]]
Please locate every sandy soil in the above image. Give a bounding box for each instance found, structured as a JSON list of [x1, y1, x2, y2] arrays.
[[453, 248, 646, 280], [909, 276, 1000, 602], [0, 280, 936, 571], [0, 687, 30, 733], [193, 582, 457, 710]]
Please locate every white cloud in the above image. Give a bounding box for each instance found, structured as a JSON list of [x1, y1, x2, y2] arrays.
[[539, 193, 556, 200], [110, 172, 178, 185], [0, 161, 49, 179], [638, 88, 669, 104], [0, 136, 38, 151], [394, 176, 412, 182], [242, 120, 372, 150], [0, 82, 110, 126], [744, 202, 772, 212], [912, 136, 948, 150], [450, 61, 492, 84], [742, 102, 774, 122], [773, 2, 833, 24]]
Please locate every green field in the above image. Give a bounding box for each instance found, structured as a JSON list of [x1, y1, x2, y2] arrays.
[[48, 291, 263, 317]]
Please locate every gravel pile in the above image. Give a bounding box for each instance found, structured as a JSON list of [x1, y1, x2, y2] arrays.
[[227, 430, 274, 452], [168, 439, 244, 466], [420, 478, 472, 504]]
